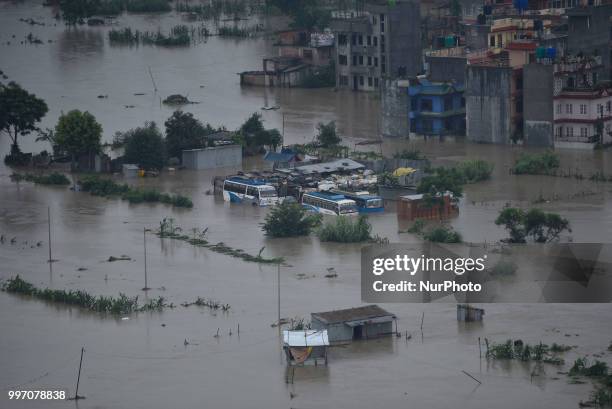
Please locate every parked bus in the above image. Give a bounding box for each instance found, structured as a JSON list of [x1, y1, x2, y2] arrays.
[[301, 191, 358, 216], [332, 191, 384, 213], [222, 177, 279, 206]]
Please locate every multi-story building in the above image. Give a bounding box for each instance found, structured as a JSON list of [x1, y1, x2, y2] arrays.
[[330, 0, 421, 91], [408, 79, 466, 135]]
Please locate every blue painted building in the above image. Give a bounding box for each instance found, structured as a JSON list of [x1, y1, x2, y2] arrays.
[[408, 79, 466, 136]]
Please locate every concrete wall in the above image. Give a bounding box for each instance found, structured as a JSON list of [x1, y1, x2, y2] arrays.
[[385, 1, 422, 78], [182, 145, 242, 170], [426, 56, 467, 83], [465, 65, 513, 144], [381, 78, 410, 137], [311, 319, 354, 343], [523, 63, 554, 147]]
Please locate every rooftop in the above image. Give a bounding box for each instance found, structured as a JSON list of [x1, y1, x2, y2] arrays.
[[311, 305, 396, 325], [288, 158, 365, 175]]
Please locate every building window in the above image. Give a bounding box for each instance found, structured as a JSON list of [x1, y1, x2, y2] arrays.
[[566, 127, 573, 137], [556, 104, 562, 114], [556, 127, 563, 138], [380, 22, 385, 32], [381, 61, 386, 74], [368, 77, 373, 87], [580, 104, 587, 115], [367, 56, 372, 66], [380, 13, 385, 22], [490, 36, 495, 47], [358, 35, 363, 45], [597, 104, 604, 115], [358, 55, 364, 65], [351, 34, 356, 45], [566, 104, 573, 114], [372, 16, 377, 25], [352, 55, 357, 66], [374, 57, 378, 67], [607, 101, 611, 113], [381, 35, 385, 53], [411, 97, 418, 111], [339, 75, 348, 86], [367, 36, 371, 46], [420, 99, 433, 111], [444, 96, 453, 111], [422, 119, 433, 133], [359, 76, 364, 86], [339, 55, 348, 65], [374, 78, 379, 88], [580, 127, 588, 137], [373, 36, 378, 47], [338, 34, 347, 45]]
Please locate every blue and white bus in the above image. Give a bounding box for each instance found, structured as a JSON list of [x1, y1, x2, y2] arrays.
[[301, 192, 358, 216], [223, 177, 279, 206], [334, 191, 384, 213]]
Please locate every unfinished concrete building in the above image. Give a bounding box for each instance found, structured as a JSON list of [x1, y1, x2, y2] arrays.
[[331, 0, 421, 91]]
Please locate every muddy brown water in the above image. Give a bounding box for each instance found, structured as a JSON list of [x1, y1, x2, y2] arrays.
[[1, 2, 612, 409]]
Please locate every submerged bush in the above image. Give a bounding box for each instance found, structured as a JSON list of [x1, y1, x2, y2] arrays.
[[570, 357, 609, 377], [422, 225, 462, 243], [262, 202, 322, 238], [11, 172, 70, 185], [456, 159, 494, 183], [317, 215, 372, 243], [78, 176, 193, 208], [513, 151, 560, 175]]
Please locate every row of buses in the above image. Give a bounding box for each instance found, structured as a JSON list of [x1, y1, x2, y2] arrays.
[[221, 177, 384, 215]]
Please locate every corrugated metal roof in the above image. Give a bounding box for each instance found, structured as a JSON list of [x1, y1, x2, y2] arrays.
[[283, 330, 329, 346], [293, 158, 364, 175], [311, 305, 395, 325]]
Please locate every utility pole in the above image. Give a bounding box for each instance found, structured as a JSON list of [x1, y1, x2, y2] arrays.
[[47, 206, 53, 263], [143, 227, 149, 291], [277, 263, 281, 329], [72, 347, 85, 400]]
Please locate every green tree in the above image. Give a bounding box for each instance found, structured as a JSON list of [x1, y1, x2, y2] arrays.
[[164, 111, 215, 161], [316, 121, 341, 148], [417, 167, 464, 200], [59, 0, 99, 24], [55, 110, 102, 169], [123, 122, 165, 170], [240, 112, 265, 143], [495, 207, 570, 243], [255, 128, 282, 151], [0, 82, 48, 164], [268, 0, 329, 30], [262, 202, 322, 237], [423, 225, 462, 243]]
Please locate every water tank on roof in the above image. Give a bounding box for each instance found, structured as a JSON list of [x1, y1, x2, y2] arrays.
[[546, 47, 556, 59], [536, 47, 546, 59], [445, 35, 455, 47]]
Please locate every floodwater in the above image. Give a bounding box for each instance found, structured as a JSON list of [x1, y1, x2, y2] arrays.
[[1, 2, 612, 409]]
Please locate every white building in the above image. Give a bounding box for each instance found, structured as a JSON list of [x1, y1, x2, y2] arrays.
[[554, 86, 612, 148]]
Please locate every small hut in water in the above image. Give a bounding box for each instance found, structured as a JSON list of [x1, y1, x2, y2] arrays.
[[457, 304, 485, 321], [282, 330, 329, 366], [311, 305, 396, 344]]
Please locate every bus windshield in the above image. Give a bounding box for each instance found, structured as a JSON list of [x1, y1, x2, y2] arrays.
[[338, 203, 357, 214], [259, 188, 278, 198], [367, 199, 383, 208]]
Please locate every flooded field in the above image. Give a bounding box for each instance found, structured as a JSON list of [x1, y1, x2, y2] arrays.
[[1, 2, 612, 409]]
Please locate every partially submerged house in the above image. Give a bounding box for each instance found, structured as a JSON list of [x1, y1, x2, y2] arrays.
[[282, 330, 329, 366], [182, 144, 242, 170], [311, 305, 396, 344]]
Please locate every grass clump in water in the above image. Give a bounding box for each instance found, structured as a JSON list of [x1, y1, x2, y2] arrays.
[[317, 215, 372, 243], [1, 275, 172, 315], [485, 339, 567, 364], [79, 176, 193, 208], [513, 151, 560, 175], [11, 172, 70, 185], [569, 358, 609, 377]]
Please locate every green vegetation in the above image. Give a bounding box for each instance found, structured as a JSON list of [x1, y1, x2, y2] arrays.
[[122, 122, 165, 170], [157, 218, 284, 263], [54, 110, 102, 170], [393, 149, 428, 161], [0, 82, 48, 166], [2, 275, 171, 314], [513, 151, 560, 175], [79, 176, 193, 208], [485, 339, 567, 364], [164, 111, 220, 162], [181, 297, 230, 311], [236, 113, 281, 154], [175, 0, 250, 19], [456, 159, 494, 183], [570, 358, 609, 377], [218, 25, 262, 37], [60, 0, 171, 24], [495, 207, 571, 243], [317, 215, 372, 243], [316, 121, 341, 148], [268, 0, 330, 30], [422, 225, 462, 243], [109, 25, 198, 46], [262, 202, 322, 238], [11, 172, 70, 185], [302, 63, 335, 88], [125, 0, 171, 12], [417, 160, 493, 202]]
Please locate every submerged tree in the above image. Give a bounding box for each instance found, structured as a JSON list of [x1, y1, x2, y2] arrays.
[[123, 122, 165, 170], [262, 202, 322, 238], [316, 121, 341, 148], [0, 82, 48, 165], [54, 110, 102, 170], [164, 111, 216, 161], [495, 207, 571, 243]]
